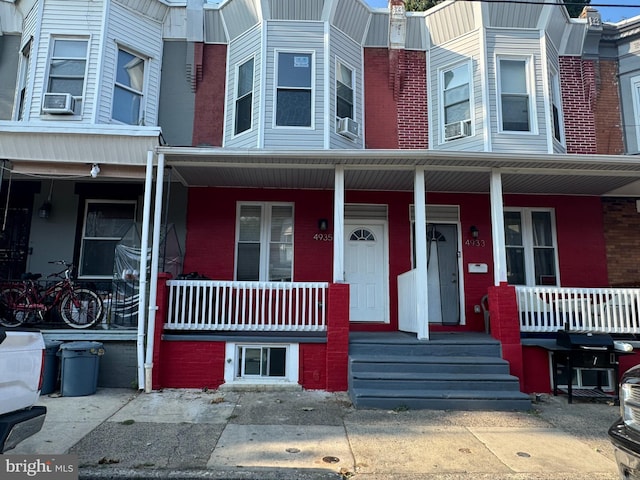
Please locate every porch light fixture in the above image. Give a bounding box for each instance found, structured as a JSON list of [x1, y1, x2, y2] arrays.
[[38, 180, 54, 219], [90, 163, 100, 178], [470, 225, 479, 239], [318, 218, 329, 231]]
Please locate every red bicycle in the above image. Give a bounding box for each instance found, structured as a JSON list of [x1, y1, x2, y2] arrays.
[[0, 261, 103, 329]]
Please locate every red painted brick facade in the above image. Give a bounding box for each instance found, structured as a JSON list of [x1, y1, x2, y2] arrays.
[[363, 48, 399, 148], [397, 50, 428, 149], [560, 57, 598, 154], [488, 283, 523, 387], [594, 59, 624, 155], [192, 44, 227, 147]]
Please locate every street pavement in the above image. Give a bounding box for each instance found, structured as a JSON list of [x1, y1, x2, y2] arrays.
[[10, 387, 622, 479]]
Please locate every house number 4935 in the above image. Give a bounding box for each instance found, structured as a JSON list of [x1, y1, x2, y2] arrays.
[[313, 234, 333, 241]]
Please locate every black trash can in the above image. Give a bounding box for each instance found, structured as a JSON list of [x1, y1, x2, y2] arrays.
[[41, 340, 63, 395], [59, 341, 105, 397]]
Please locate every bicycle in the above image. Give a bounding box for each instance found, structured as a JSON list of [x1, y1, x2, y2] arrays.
[[0, 261, 104, 329]]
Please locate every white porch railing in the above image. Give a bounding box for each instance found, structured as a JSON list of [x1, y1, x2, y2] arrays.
[[516, 286, 640, 334], [165, 280, 328, 332]]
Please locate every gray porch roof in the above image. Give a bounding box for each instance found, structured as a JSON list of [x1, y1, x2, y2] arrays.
[[158, 146, 640, 196]]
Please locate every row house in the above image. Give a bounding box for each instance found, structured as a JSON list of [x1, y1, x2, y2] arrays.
[[2, 0, 640, 409]]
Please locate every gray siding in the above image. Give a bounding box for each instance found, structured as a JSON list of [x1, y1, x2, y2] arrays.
[[545, 5, 567, 53], [100, 2, 164, 125], [263, 21, 325, 149], [485, 1, 543, 29], [364, 12, 388, 47], [429, 30, 485, 152], [268, 0, 325, 20], [619, 41, 640, 154], [406, 15, 426, 51], [221, 0, 260, 42], [427, 1, 476, 47], [158, 41, 195, 147], [225, 25, 262, 148], [561, 23, 586, 56], [486, 29, 548, 154], [204, 9, 228, 44], [332, 0, 370, 44], [329, 26, 363, 149], [0, 35, 19, 120]]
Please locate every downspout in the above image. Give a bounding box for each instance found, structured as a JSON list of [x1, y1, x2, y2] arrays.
[[144, 153, 165, 393], [137, 152, 154, 389]]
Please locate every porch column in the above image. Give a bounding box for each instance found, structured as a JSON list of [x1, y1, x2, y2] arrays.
[[137, 152, 155, 389], [144, 153, 165, 393], [333, 165, 345, 283], [490, 169, 507, 286], [414, 167, 429, 340]]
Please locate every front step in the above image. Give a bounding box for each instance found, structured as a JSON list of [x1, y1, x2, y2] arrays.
[[348, 332, 532, 411]]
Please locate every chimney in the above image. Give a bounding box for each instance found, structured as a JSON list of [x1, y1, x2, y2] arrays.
[[389, 0, 406, 50]]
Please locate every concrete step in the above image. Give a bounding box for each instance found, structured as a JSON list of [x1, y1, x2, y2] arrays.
[[349, 355, 512, 375], [350, 371, 524, 392]]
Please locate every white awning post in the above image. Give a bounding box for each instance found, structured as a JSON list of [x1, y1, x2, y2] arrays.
[[490, 169, 508, 285], [414, 167, 429, 340], [144, 153, 165, 393], [136, 152, 154, 390], [333, 165, 345, 283]]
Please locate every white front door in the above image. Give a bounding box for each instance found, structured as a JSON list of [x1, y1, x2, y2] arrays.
[[344, 223, 388, 322]]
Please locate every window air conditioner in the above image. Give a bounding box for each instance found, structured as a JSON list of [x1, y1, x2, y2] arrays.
[[444, 120, 471, 141], [42, 93, 75, 114], [337, 117, 359, 140]]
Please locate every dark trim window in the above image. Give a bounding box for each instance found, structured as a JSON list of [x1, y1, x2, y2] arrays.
[[499, 58, 531, 132], [550, 69, 563, 143], [235, 58, 254, 135], [276, 52, 312, 127], [112, 47, 145, 125], [336, 61, 354, 120]]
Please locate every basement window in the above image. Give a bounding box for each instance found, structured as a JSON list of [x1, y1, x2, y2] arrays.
[[224, 343, 299, 384]]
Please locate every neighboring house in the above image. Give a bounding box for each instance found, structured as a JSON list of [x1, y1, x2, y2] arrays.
[[2, 0, 640, 409]]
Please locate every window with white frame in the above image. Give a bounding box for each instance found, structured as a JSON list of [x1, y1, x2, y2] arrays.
[[236, 203, 293, 281], [16, 40, 32, 120], [112, 47, 145, 125], [224, 342, 299, 384], [45, 38, 88, 115], [504, 208, 558, 286], [498, 58, 532, 132], [275, 52, 312, 127], [79, 201, 136, 278], [550, 69, 563, 143], [442, 62, 471, 139], [336, 61, 354, 120], [630, 75, 640, 151], [234, 57, 254, 135]]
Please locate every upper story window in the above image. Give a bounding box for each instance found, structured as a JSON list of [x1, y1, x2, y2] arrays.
[[112, 48, 145, 125], [79, 200, 136, 278], [235, 57, 254, 135], [275, 52, 312, 127], [504, 208, 558, 286], [498, 58, 532, 132], [236, 203, 293, 282], [441, 62, 472, 141], [630, 75, 640, 151], [550, 69, 564, 143], [45, 38, 88, 115], [16, 40, 32, 120], [336, 61, 354, 120]]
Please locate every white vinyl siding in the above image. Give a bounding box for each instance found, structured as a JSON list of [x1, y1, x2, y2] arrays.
[[631, 75, 640, 153], [99, 2, 162, 125], [429, 30, 484, 151], [264, 21, 324, 149], [225, 25, 261, 148]]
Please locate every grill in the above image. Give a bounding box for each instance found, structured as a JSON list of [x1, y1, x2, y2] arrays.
[[552, 330, 621, 404]]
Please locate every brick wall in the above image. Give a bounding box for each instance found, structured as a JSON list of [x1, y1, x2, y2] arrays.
[[594, 59, 624, 155], [602, 198, 640, 286], [363, 48, 399, 148], [560, 57, 597, 154], [159, 341, 226, 389], [192, 44, 227, 147], [397, 50, 428, 149]]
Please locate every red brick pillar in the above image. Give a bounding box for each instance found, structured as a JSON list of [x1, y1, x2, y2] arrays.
[[152, 273, 172, 390], [488, 282, 524, 388], [326, 283, 350, 392]]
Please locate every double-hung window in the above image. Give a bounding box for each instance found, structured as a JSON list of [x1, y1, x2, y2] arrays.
[[336, 61, 354, 120], [46, 38, 88, 115], [234, 57, 254, 135], [498, 58, 532, 132], [79, 200, 136, 278], [630, 75, 640, 151], [112, 48, 145, 125], [442, 62, 471, 138], [275, 52, 312, 127], [550, 69, 563, 143], [16, 40, 32, 120], [236, 203, 294, 281], [504, 208, 558, 286]]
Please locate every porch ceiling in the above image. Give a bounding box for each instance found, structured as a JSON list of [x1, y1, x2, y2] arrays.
[[159, 147, 640, 196]]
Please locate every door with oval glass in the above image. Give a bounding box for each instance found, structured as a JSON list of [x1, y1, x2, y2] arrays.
[[426, 224, 460, 325]]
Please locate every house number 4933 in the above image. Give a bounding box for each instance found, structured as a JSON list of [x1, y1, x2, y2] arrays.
[[313, 234, 333, 241], [465, 239, 486, 247]]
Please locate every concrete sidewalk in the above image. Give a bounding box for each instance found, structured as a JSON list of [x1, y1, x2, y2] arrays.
[[10, 388, 621, 479]]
